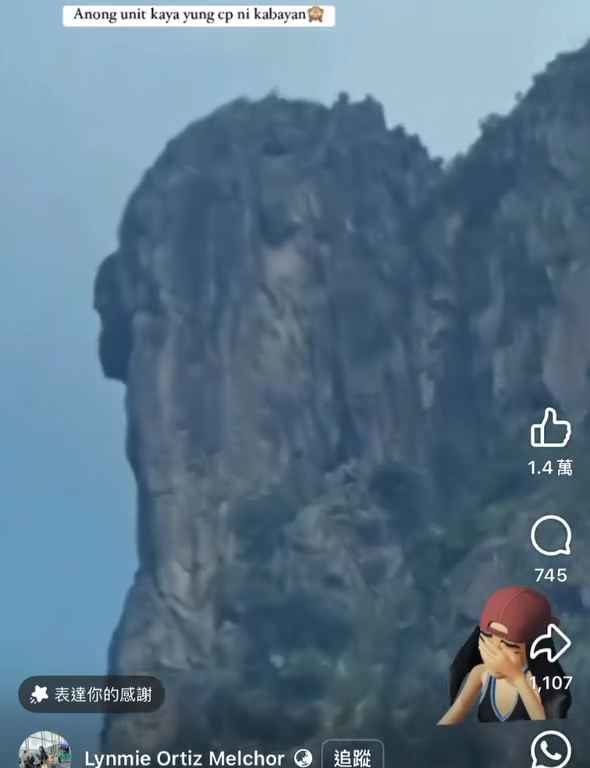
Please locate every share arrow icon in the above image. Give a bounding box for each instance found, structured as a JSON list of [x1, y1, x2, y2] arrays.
[[530, 624, 572, 663]]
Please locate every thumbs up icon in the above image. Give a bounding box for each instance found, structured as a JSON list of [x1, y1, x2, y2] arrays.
[[530, 408, 572, 448]]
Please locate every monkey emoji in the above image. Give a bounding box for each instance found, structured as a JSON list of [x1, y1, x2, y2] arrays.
[[308, 5, 324, 22]]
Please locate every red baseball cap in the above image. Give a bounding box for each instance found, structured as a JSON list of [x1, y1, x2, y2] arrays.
[[479, 586, 554, 644]]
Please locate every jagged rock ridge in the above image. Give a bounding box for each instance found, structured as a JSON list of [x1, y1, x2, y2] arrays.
[[95, 44, 590, 766]]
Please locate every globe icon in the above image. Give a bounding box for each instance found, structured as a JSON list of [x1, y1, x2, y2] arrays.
[[293, 748, 313, 767]]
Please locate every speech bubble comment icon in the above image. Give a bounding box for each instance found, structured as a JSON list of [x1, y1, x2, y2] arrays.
[[530, 731, 572, 768], [530, 515, 572, 557]]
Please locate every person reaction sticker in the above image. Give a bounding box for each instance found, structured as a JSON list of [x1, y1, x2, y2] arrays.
[[438, 586, 572, 725]]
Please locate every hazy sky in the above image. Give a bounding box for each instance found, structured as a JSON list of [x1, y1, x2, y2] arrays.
[[1, 0, 590, 755]]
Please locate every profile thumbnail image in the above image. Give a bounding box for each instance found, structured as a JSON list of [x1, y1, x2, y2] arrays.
[[18, 731, 71, 768]]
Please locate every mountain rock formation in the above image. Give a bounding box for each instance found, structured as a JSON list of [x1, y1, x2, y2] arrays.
[[95, 44, 590, 766]]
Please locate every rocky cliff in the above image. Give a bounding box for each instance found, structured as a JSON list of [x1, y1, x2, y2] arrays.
[[95, 43, 590, 766]]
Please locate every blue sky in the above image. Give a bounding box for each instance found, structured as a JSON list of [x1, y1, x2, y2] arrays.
[[1, 0, 590, 756]]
